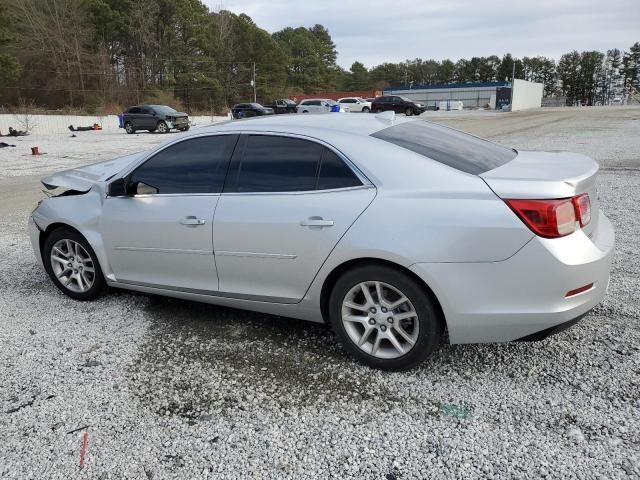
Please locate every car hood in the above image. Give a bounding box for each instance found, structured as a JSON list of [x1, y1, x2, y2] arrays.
[[41, 152, 144, 191]]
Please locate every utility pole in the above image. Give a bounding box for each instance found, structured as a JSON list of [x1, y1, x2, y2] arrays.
[[509, 61, 516, 109], [252, 62, 257, 103]]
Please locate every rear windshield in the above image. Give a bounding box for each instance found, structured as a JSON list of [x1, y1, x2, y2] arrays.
[[371, 121, 517, 175]]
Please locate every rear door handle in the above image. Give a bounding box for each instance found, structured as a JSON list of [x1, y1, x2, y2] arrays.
[[300, 217, 334, 228], [180, 216, 206, 226]]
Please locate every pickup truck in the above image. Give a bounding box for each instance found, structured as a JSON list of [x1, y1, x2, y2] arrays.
[[264, 99, 298, 114]]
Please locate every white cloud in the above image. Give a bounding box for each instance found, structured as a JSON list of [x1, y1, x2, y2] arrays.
[[205, 0, 640, 67]]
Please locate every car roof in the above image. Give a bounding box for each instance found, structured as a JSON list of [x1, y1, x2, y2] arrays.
[[200, 113, 413, 137]]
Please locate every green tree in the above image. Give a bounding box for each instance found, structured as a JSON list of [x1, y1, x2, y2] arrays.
[[348, 61, 370, 90]]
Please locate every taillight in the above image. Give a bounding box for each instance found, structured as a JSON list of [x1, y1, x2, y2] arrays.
[[573, 193, 591, 227], [504, 194, 590, 239]]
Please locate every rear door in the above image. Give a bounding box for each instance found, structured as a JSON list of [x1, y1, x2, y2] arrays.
[[101, 134, 239, 291], [213, 134, 375, 303]]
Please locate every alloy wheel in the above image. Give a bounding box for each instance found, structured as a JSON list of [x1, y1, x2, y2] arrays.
[[49, 239, 96, 293], [341, 281, 419, 359]]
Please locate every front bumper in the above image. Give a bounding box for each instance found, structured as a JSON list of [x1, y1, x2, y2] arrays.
[[410, 210, 615, 344], [28, 215, 44, 268]]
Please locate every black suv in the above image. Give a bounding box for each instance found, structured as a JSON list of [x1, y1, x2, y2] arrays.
[[370, 96, 426, 116], [122, 105, 190, 134], [231, 103, 274, 119]]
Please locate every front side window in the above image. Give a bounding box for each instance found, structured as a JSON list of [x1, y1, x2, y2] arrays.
[[231, 136, 362, 193], [129, 135, 237, 194]]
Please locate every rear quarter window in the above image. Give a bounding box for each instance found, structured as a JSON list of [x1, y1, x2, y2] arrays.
[[370, 121, 517, 175]]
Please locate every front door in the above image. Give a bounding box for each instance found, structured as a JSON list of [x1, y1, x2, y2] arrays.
[[101, 134, 239, 291], [213, 134, 375, 303]]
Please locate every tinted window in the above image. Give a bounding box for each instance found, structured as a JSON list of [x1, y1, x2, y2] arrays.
[[371, 121, 517, 175], [317, 150, 362, 190], [377, 97, 390, 102], [130, 135, 237, 194], [128, 107, 141, 114], [235, 136, 322, 192]]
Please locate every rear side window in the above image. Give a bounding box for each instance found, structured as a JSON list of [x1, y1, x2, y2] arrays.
[[127, 107, 140, 114], [130, 135, 237, 194], [235, 136, 321, 192], [318, 150, 362, 190], [371, 121, 517, 175], [230, 135, 362, 192]]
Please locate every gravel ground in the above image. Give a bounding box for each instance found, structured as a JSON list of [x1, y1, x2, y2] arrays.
[[0, 107, 639, 479]]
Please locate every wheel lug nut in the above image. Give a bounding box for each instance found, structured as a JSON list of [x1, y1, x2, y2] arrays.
[[67, 262, 72, 267], [380, 325, 387, 332], [387, 317, 394, 324], [368, 318, 376, 325], [370, 307, 377, 314], [381, 307, 387, 313]]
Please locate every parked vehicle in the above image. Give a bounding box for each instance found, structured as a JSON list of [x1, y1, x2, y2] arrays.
[[30, 113, 614, 370], [231, 103, 274, 119], [122, 105, 190, 134], [297, 99, 348, 113], [338, 97, 372, 113], [370, 95, 426, 116], [264, 99, 298, 114]]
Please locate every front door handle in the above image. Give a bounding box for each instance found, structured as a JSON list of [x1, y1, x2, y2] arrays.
[[180, 216, 206, 226], [300, 216, 334, 228]]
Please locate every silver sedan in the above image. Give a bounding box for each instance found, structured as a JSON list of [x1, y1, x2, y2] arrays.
[[29, 113, 615, 370]]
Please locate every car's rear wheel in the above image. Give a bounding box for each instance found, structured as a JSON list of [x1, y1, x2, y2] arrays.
[[362, 106, 370, 113], [329, 265, 442, 370], [375, 108, 384, 113], [124, 121, 135, 134], [405, 107, 414, 116], [43, 228, 106, 301]]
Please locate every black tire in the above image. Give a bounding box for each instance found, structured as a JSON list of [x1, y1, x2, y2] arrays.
[[179, 126, 190, 131], [405, 107, 414, 116], [148, 128, 156, 133], [362, 107, 370, 113], [124, 121, 135, 134], [302, 110, 309, 113], [43, 227, 106, 301], [375, 108, 384, 113], [157, 120, 169, 133], [328, 265, 442, 371]]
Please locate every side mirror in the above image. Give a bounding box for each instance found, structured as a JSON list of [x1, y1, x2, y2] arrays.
[[108, 178, 127, 197]]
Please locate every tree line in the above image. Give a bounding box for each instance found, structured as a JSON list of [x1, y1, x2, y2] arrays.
[[0, 0, 638, 113]]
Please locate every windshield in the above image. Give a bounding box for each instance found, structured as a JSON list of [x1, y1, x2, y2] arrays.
[[151, 105, 178, 114], [250, 103, 263, 108], [398, 96, 412, 102], [356, 97, 366, 102], [371, 121, 517, 175]]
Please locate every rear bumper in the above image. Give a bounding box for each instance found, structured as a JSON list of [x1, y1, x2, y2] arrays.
[[410, 210, 615, 344]]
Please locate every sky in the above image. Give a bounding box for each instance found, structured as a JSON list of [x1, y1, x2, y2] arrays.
[[203, 0, 640, 69]]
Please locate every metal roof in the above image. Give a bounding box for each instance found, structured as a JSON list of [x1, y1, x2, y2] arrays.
[[385, 81, 510, 92]]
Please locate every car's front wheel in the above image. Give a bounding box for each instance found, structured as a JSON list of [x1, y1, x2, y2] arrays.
[[375, 108, 384, 113], [124, 121, 135, 134], [329, 265, 442, 370], [362, 106, 370, 113], [43, 228, 106, 301], [157, 121, 169, 133], [405, 107, 414, 116]]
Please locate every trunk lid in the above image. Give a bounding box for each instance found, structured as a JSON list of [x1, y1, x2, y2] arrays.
[[480, 151, 600, 237], [41, 152, 143, 192]]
